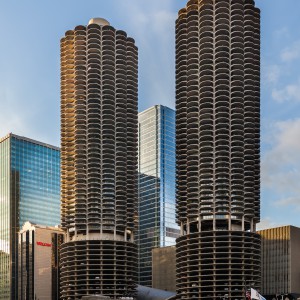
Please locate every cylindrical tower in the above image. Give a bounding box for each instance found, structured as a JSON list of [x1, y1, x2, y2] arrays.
[[60, 18, 138, 299], [175, 0, 261, 299]]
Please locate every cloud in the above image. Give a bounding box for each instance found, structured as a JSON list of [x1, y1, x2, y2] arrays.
[[273, 27, 290, 40], [271, 79, 300, 102], [257, 217, 285, 231], [263, 119, 300, 171], [263, 64, 281, 85], [281, 41, 300, 62], [276, 197, 300, 211], [265, 41, 300, 103], [115, 0, 177, 110], [262, 118, 300, 210]]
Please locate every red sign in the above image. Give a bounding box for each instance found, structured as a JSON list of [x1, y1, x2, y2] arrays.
[[36, 241, 52, 247]]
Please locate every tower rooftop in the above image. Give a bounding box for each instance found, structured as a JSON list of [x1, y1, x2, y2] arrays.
[[88, 17, 110, 26]]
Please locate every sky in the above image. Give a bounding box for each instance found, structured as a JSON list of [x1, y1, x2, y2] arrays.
[[0, 0, 300, 229]]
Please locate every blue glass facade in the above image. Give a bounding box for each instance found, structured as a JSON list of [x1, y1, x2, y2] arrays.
[[0, 137, 10, 299], [138, 105, 180, 287], [0, 134, 60, 300]]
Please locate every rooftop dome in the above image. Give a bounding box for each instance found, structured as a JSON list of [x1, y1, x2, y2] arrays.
[[88, 18, 110, 26]]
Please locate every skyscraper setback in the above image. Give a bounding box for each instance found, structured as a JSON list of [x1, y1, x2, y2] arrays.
[[175, 1, 261, 299], [60, 18, 138, 299]]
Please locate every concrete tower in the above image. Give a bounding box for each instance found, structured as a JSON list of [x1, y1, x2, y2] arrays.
[[60, 18, 138, 299], [175, 1, 261, 299]]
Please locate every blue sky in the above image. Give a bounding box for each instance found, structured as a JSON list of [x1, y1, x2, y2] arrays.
[[0, 0, 300, 229]]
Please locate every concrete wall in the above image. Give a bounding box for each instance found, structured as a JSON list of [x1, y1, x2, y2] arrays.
[[290, 227, 300, 294], [152, 246, 176, 292], [258, 226, 300, 295]]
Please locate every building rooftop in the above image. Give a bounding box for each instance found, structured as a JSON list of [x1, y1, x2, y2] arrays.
[[20, 221, 63, 233], [88, 18, 110, 26], [138, 105, 175, 117], [257, 225, 300, 232], [0, 133, 60, 151]]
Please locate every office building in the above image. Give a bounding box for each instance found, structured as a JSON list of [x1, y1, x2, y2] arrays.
[[152, 246, 176, 292], [60, 18, 138, 299], [0, 133, 60, 300], [138, 105, 179, 286], [258, 226, 300, 298], [175, 1, 261, 299], [18, 222, 64, 300]]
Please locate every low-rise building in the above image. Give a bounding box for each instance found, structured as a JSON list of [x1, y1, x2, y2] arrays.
[[18, 222, 64, 300], [152, 246, 176, 292], [258, 225, 300, 298]]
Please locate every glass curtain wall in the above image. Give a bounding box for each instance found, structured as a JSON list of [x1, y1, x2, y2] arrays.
[[138, 105, 179, 287], [0, 137, 10, 299], [0, 134, 60, 300], [11, 137, 60, 227]]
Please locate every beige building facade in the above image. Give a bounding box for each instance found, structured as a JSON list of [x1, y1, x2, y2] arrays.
[[152, 246, 176, 292], [18, 222, 64, 300], [258, 225, 300, 296]]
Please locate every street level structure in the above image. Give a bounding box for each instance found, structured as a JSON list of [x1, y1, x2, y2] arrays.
[[152, 246, 176, 292]]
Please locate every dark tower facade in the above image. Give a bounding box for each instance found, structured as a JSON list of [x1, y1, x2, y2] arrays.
[[175, 1, 261, 299], [60, 18, 138, 299]]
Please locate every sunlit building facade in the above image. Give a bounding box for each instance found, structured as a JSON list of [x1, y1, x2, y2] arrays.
[[258, 226, 300, 298], [0, 133, 60, 300], [175, 0, 261, 299], [138, 105, 179, 287], [18, 222, 64, 300], [60, 18, 138, 299]]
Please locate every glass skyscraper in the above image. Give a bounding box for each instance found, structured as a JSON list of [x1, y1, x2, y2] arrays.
[[0, 133, 60, 300], [138, 105, 180, 287]]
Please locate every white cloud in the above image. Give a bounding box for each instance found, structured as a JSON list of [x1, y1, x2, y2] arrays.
[[257, 217, 285, 231], [281, 41, 300, 62], [266, 41, 300, 103], [263, 64, 281, 85], [115, 0, 177, 109], [276, 196, 300, 211], [273, 27, 290, 40], [263, 119, 300, 171], [271, 79, 300, 102], [262, 119, 300, 210]]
